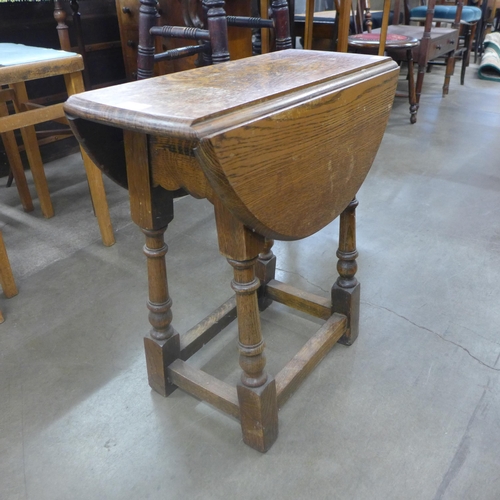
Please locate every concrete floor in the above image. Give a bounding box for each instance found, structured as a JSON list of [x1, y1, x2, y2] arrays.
[[2, 61, 500, 500]]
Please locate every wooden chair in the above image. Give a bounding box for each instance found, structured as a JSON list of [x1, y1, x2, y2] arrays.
[[348, 0, 420, 123], [409, 0, 482, 84], [0, 43, 114, 246], [0, 230, 18, 324], [136, 0, 292, 80]]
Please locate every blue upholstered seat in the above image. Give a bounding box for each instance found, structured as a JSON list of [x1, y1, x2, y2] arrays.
[[410, 5, 482, 24]]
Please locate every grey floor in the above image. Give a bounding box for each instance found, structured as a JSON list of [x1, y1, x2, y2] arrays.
[[2, 61, 500, 500]]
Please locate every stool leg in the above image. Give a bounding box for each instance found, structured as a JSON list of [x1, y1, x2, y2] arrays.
[[332, 198, 360, 346], [64, 72, 115, 246], [0, 229, 18, 323], [11, 82, 54, 218], [214, 199, 278, 452], [0, 231, 17, 323], [0, 102, 34, 212], [142, 226, 180, 397], [0, 231, 18, 299]]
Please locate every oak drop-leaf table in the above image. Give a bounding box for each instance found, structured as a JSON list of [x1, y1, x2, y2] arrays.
[[64, 49, 398, 452]]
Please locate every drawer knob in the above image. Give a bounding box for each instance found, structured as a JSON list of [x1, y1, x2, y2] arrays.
[[122, 7, 132, 14], [127, 40, 136, 49]]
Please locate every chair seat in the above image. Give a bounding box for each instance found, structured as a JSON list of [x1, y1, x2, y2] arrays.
[[410, 5, 482, 24], [349, 32, 419, 49]]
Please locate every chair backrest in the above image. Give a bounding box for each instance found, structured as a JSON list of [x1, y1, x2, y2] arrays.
[[138, 0, 292, 80]]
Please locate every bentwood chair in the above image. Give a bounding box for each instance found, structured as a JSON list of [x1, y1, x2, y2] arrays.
[[409, 0, 482, 84], [0, 229, 17, 324], [0, 44, 114, 246], [348, 0, 420, 123]]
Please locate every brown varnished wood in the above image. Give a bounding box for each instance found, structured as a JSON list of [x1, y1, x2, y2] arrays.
[[168, 359, 240, 419], [150, 136, 214, 201], [197, 67, 397, 240], [237, 378, 278, 452], [123, 129, 180, 395], [265, 279, 333, 320], [65, 49, 399, 452], [332, 198, 360, 345], [213, 197, 264, 262], [66, 50, 397, 241], [123, 130, 175, 230], [65, 50, 395, 138], [255, 238, 276, 311], [142, 226, 180, 396], [276, 313, 347, 408], [214, 200, 278, 450], [179, 296, 237, 360]]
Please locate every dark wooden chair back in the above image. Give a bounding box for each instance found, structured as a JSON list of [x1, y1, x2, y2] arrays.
[[138, 0, 292, 80]]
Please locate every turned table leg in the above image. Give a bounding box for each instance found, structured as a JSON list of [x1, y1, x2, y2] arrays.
[[124, 130, 179, 396], [229, 256, 278, 452], [214, 199, 278, 452], [142, 227, 180, 396], [332, 198, 360, 346]]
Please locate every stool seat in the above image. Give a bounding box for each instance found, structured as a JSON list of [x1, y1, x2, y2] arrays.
[[0, 43, 114, 246], [410, 5, 482, 24], [0, 43, 79, 68]]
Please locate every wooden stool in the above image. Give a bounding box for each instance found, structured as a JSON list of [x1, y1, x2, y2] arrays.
[[65, 50, 399, 452], [0, 230, 18, 324], [0, 43, 114, 246]]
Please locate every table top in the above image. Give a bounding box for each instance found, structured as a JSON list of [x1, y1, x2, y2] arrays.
[[65, 49, 395, 140], [66, 49, 399, 240]]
